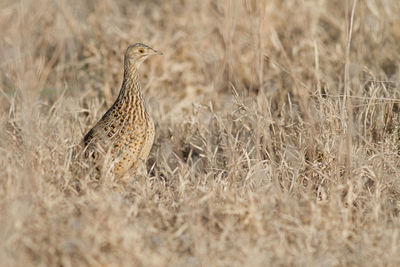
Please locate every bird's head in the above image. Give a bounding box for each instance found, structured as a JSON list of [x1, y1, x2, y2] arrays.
[[124, 43, 162, 66]]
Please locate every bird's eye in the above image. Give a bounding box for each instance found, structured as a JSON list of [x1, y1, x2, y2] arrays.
[[139, 49, 144, 53]]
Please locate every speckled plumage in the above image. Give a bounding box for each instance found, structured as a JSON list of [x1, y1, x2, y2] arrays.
[[82, 43, 161, 177]]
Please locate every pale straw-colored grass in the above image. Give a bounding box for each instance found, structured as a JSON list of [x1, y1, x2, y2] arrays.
[[1, 0, 400, 266]]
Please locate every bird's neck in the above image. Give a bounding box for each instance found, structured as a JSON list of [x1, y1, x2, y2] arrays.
[[123, 59, 141, 88], [115, 60, 148, 121], [118, 60, 143, 100]]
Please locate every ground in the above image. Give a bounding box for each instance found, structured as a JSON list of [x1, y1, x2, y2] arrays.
[[1, 0, 400, 266]]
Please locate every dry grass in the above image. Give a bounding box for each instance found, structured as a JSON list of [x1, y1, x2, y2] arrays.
[[1, 0, 400, 266]]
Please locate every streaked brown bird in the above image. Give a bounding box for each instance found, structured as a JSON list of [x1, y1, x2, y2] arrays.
[[82, 43, 162, 177]]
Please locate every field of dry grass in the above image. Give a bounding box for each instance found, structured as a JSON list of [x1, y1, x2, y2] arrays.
[[1, 0, 400, 266]]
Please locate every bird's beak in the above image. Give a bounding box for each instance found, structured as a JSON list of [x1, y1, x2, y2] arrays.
[[154, 49, 163, 55]]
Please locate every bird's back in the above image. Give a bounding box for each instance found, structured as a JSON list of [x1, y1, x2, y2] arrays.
[[83, 96, 154, 177]]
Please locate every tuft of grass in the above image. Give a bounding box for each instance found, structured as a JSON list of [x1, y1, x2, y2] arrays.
[[0, 0, 400, 266]]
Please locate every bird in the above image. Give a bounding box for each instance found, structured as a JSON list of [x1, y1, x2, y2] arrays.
[[82, 43, 162, 178]]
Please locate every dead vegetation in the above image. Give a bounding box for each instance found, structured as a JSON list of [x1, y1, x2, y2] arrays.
[[0, 0, 400, 266]]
